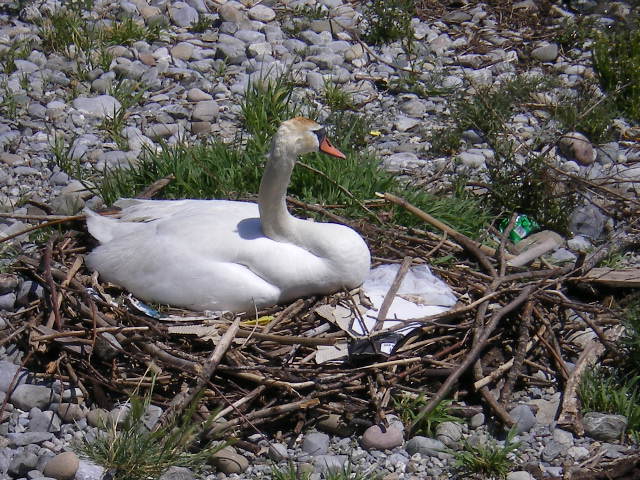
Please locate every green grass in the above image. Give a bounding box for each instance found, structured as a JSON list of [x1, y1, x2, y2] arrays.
[[593, 20, 640, 122], [453, 428, 521, 480], [324, 80, 355, 111], [363, 0, 415, 46], [622, 296, 640, 376], [58, 73, 490, 238], [74, 383, 222, 480], [579, 366, 640, 440], [394, 395, 462, 437], [552, 82, 617, 143]]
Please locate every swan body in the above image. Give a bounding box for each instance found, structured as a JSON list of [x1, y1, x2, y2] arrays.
[[85, 118, 371, 312]]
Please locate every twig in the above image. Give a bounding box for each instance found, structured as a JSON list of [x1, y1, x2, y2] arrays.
[[373, 256, 412, 332], [0, 216, 85, 244], [409, 285, 534, 434]]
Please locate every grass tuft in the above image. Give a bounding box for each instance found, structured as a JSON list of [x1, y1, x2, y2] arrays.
[[394, 395, 462, 437], [593, 21, 640, 122], [453, 428, 521, 479], [362, 0, 415, 46], [579, 366, 640, 440], [74, 382, 222, 480]]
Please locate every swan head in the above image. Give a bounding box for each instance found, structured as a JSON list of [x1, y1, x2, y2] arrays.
[[275, 117, 346, 159]]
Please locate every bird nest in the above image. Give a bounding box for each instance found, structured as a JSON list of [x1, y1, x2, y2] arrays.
[[1, 193, 638, 453]]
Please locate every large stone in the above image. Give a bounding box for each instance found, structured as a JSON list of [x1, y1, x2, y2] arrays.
[[405, 436, 445, 457], [302, 432, 330, 455], [209, 447, 249, 474], [509, 404, 536, 433], [247, 4, 276, 22], [28, 409, 61, 432], [583, 412, 627, 441], [317, 414, 354, 437], [314, 455, 348, 475], [9, 452, 38, 477], [10, 384, 54, 410], [75, 459, 105, 480], [0, 273, 18, 294], [559, 132, 596, 165], [192, 100, 219, 122], [158, 466, 196, 480], [7, 431, 54, 446], [168, 2, 199, 27], [43, 451, 80, 480], [0, 360, 27, 392], [57, 403, 88, 422], [73, 95, 121, 119], [361, 424, 404, 451], [531, 42, 558, 62], [435, 422, 463, 447]]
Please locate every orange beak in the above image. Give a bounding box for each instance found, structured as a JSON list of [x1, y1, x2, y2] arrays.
[[319, 136, 346, 159]]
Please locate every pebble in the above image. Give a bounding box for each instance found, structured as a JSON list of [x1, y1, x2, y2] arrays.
[[405, 436, 445, 457], [43, 452, 80, 480], [302, 432, 331, 455], [10, 384, 54, 411], [209, 447, 249, 474], [510, 405, 537, 434], [361, 425, 404, 451]]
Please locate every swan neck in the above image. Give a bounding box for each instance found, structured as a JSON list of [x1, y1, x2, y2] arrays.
[[258, 140, 296, 241]]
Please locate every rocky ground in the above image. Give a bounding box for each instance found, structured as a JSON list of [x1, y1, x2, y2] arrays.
[[0, 0, 639, 479]]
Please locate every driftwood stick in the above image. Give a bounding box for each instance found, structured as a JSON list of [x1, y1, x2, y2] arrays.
[[378, 192, 498, 277], [136, 174, 175, 199], [43, 241, 62, 330], [374, 256, 412, 332], [0, 216, 85, 244], [409, 285, 534, 434], [557, 339, 605, 435], [500, 301, 533, 403], [158, 318, 241, 426], [208, 398, 320, 436]]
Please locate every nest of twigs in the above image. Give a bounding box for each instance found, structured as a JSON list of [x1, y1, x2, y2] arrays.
[[2, 192, 639, 452]]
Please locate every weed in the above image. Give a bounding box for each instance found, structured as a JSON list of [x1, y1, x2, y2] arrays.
[[428, 126, 463, 156], [99, 106, 130, 151], [622, 296, 640, 376], [453, 428, 521, 479], [271, 462, 309, 480], [454, 75, 548, 139], [74, 379, 222, 480], [324, 79, 355, 111], [0, 40, 30, 74], [0, 83, 18, 118], [362, 0, 415, 47], [593, 21, 640, 122], [108, 79, 146, 109], [38, 7, 97, 55], [579, 366, 640, 440], [552, 83, 617, 143], [394, 395, 462, 437], [190, 14, 215, 33], [102, 17, 162, 46], [554, 16, 598, 51]]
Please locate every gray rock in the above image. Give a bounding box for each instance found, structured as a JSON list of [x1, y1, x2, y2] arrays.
[[192, 100, 219, 122], [405, 436, 445, 457], [541, 439, 566, 462], [143, 404, 163, 430], [43, 451, 79, 480], [248, 4, 276, 22], [552, 428, 574, 447], [171, 42, 194, 61], [400, 99, 427, 117], [169, 2, 199, 27], [302, 432, 330, 455], [73, 95, 121, 119], [531, 42, 558, 62], [28, 410, 61, 433], [567, 446, 590, 461], [443, 10, 472, 23], [10, 384, 54, 410], [50, 193, 85, 216], [509, 404, 536, 433], [507, 472, 536, 480], [16, 280, 44, 306], [268, 443, 289, 461], [470, 412, 485, 428], [0, 360, 27, 392], [435, 421, 463, 447], [9, 452, 39, 477], [361, 424, 404, 451], [7, 432, 54, 447], [458, 151, 486, 168], [313, 455, 347, 474], [187, 88, 213, 102], [550, 248, 577, 264], [158, 466, 196, 480], [0, 292, 16, 311], [567, 235, 592, 253], [74, 459, 105, 480], [569, 205, 606, 240], [145, 124, 179, 140], [86, 408, 110, 428], [583, 412, 627, 441], [395, 116, 421, 132], [0, 273, 18, 294]]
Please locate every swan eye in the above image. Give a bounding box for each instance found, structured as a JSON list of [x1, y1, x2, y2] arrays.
[[313, 128, 327, 142]]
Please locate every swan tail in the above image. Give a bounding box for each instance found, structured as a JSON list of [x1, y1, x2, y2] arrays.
[[84, 208, 121, 243]]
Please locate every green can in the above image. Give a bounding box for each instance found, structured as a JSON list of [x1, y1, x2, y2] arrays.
[[499, 215, 539, 243]]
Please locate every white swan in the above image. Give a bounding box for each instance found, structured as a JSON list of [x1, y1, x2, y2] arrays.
[[85, 117, 371, 312]]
